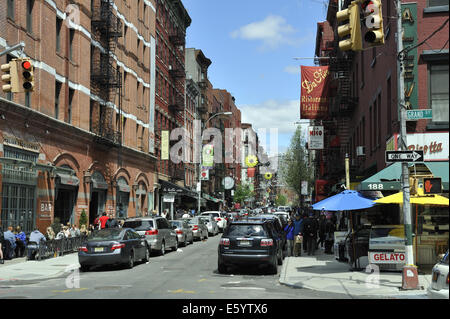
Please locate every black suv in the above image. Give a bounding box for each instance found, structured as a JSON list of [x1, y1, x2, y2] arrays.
[[218, 220, 283, 274]]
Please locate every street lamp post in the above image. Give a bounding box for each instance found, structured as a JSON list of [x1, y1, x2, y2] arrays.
[[197, 112, 233, 214]]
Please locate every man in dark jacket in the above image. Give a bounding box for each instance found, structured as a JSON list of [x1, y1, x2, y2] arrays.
[[292, 214, 304, 257], [303, 213, 319, 256], [105, 213, 119, 228]]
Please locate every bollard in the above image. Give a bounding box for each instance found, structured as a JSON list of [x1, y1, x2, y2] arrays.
[[401, 265, 419, 290]]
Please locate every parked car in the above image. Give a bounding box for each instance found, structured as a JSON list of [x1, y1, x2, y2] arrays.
[[122, 217, 178, 256], [199, 215, 219, 236], [200, 211, 227, 231], [248, 214, 286, 253], [78, 228, 149, 271], [170, 220, 194, 247], [427, 250, 449, 299], [218, 220, 284, 274], [187, 217, 209, 241]]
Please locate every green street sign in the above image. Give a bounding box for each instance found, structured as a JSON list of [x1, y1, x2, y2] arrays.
[[406, 109, 432, 120]]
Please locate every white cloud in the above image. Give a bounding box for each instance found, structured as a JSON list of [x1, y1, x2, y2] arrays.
[[240, 99, 300, 135], [230, 15, 297, 49]]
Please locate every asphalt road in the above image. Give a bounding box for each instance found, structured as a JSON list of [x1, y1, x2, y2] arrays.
[[0, 234, 351, 300]]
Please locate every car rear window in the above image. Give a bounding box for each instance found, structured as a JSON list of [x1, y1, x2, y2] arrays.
[[123, 220, 154, 231], [88, 229, 123, 240], [226, 224, 267, 237], [170, 221, 183, 227]]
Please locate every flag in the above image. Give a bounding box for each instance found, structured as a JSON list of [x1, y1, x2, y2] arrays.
[[300, 66, 330, 119]]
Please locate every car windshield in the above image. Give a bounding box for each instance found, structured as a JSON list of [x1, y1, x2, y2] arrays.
[[88, 229, 123, 241], [188, 218, 199, 224], [123, 220, 154, 231], [203, 213, 219, 217], [199, 217, 210, 223], [227, 224, 267, 237]]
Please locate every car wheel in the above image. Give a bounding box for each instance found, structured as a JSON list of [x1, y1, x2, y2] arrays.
[[172, 239, 178, 252], [277, 249, 283, 265], [126, 251, 134, 269], [142, 245, 150, 262], [270, 257, 278, 275], [160, 241, 165, 256], [218, 262, 227, 274], [79, 264, 90, 272]]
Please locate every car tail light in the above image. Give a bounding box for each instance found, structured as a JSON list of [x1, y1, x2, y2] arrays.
[[192, 225, 199, 231], [111, 243, 125, 250], [145, 229, 158, 235], [176, 230, 183, 235], [79, 246, 88, 252], [261, 239, 273, 247], [447, 274, 449, 285], [220, 238, 230, 246], [216, 217, 221, 221]]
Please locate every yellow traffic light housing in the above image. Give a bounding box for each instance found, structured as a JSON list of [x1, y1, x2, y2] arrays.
[[1, 60, 20, 93], [18, 58, 34, 92], [336, 1, 362, 51], [362, 0, 385, 47]]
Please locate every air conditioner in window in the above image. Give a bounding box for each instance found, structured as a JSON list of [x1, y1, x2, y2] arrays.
[[356, 146, 365, 157]]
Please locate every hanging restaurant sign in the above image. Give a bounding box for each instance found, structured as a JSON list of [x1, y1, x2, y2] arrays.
[[300, 66, 330, 119]]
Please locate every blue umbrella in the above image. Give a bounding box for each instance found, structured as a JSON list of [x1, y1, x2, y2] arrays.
[[312, 190, 376, 211]]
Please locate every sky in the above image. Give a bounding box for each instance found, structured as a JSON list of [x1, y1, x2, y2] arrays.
[[183, 0, 329, 154]]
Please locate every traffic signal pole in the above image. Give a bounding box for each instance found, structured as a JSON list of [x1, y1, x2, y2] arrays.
[[0, 42, 25, 58], [396, 0, 419, 290]]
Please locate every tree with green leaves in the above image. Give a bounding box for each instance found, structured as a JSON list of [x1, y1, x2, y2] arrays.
[[233, 182, 255, 205], [278, 125, 313, 206]]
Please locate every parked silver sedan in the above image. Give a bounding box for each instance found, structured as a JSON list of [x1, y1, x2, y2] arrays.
[[427, 250, 449, 299], [187, 217, 209, 241], [123, 217, 178, 256], [170, 220, 194, 247], [199, 215, 219, 236]]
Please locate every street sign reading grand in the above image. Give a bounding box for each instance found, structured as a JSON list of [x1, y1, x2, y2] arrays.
[[385, 150, 424, 163]]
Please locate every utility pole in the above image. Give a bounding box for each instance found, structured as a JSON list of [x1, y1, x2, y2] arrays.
[[396, 0, 419, 290]]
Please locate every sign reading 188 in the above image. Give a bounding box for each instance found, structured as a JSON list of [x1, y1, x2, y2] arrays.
[[367, 183, 384, 190]]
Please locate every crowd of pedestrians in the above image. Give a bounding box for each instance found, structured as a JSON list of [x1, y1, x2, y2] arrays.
[[284, 208, 337, 257]]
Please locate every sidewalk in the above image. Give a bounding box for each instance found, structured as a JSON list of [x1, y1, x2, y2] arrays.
[[0, 253, 80, 284], [279, 248, 432, 298]]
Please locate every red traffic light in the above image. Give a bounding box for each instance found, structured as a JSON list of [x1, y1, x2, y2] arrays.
[[22, 60, 32, 70]]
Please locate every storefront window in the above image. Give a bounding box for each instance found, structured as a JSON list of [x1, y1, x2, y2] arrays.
[[116, 177, 130, 219]]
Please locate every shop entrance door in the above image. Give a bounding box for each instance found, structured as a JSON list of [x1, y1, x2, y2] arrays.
[[54, 189, 75, 225]]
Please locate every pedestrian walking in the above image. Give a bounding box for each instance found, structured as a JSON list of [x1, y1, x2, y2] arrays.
[[292, 213, 304, 257], [303, 213, 319, 256], [324, 215, 336, 254], [317, 214, 327, 249], [283, 219, 295, 257], [14, 226, 26, 257]]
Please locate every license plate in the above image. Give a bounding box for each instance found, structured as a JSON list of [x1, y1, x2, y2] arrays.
[[94, 247, 104, 253], [239, 240, 252, 247]]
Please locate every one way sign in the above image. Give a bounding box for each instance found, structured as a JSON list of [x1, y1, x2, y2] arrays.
[[385, 150, 424, 163]]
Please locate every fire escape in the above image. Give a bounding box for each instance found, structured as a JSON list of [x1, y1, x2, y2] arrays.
[[90, 0, 123, 148]]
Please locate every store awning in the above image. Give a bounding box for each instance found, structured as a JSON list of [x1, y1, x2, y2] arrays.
[[374, 188, 449, 206], [357, 162, 449, 192], [56, 173, 79, 187], [160, 180, 197, 198]]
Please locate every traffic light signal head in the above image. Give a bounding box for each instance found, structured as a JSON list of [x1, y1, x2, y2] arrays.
[[336, 1, 362, 51], [362, 0, 384, 46], [18, 58, 34, 92], [1, 60, 20, 93]]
